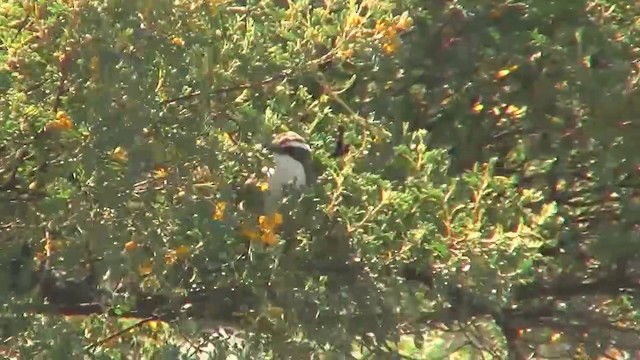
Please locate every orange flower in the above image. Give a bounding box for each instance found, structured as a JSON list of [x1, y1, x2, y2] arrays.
[[258, 215, 273, 230], [504, 104, 526, 118], [45, 239, 60, 253], [261, 230, 278, 246], [147, 320, 162, 332], [111, 146, 128, 162], [138, 261, 153, 275], [273, 212, 283, 226], [124, 240, 137, 252], [257, 181, 269, 192], [171, 36, 185, 47], [338, 47, 354, 60], [213, 201, 226, 220], [395, 11, 413, 32], [383, 26, 397, 39], [496, 65, 518, 79], [56, 111, 73, 127], [259, 212, 283, 231], [153, 166, 168, 179], [44, 111, 74, 132], [175, 245, 190, 259], [472, 102, 484, 113], [164, 251, 177, 265], [346, 14, 363, 28], [375, 19, 388, 34], [382, 38, 399, 55]]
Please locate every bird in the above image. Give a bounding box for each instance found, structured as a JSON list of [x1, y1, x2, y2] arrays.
[[261, 128, 353, 255], [263, 131, 314, 213], [263, 126, 349, 212]]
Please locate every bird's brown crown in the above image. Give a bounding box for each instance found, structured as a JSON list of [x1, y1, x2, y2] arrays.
[[272, 131, 308, 148]]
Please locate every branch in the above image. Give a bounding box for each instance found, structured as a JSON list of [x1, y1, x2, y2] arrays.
[[513, 272, 640, 302], [84, 316, 159, 351], [52, 51, 71, 114], [160, 69, 292, 106]]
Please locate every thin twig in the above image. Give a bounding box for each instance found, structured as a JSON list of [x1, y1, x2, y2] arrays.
[[160, 70, 292, 106], [12, 16, 32, 42], [24, 79, 49, 94], [52, 52, 70, 114], [84, 316, 159, 351], [161, 37, 341, 107], [178, 331, 208, 358]]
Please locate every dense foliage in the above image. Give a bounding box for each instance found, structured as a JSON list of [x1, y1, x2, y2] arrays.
[[2, 0, 640, 358]]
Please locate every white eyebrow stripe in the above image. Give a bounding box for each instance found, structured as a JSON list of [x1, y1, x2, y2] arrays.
[[282, 140, 311, 152]]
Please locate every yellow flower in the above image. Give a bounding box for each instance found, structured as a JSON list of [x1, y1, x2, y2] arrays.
[[175, 245, 190, 259], [273, 212, 283, 226], [496, 69, 510, 78], [382, 38, 399, 55], [374, 19, 388, 34], [257, 181, 269, 192], [147, 320, 162, 332], [111, 146, 129, 162], [261, 230, 278, 246], [45, 240, 59, 253], [171, 36, 185, 47], [56, 111, 73, 126], [153, 166, 168, 179], [258, 215, 273, 230], [382, 25, 397, 39], [338, 47, 354, 60], [164, 251, 177, 265], [139, 261, 153, 275], [259, 213, 283, 231], [0, 4, 13, 16], [472, 101, 484, 113], [213, 201, 226, 220], [346, 14, 363, 28], [124, 240, 137, 252], [496, 65, 518, 79], [504, 104, 526, 118], [395, 12, 413, 32]]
